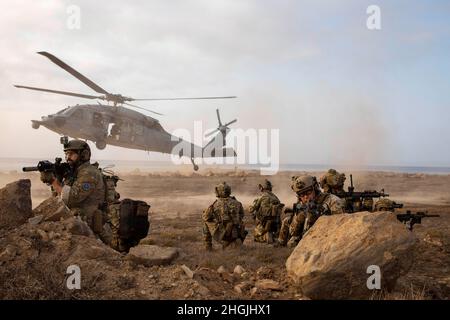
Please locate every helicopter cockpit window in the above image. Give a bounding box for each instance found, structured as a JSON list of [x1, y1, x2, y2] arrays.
[[145, 117, 164, 132]]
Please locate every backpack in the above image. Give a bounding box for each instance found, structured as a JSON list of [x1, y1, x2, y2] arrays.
[[118, 199, 150, 242], [99, 167, 150, 245]]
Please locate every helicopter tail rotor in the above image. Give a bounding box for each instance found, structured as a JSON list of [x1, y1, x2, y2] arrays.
[[203, 109, 238, 153], [205, 109, 237, 138]]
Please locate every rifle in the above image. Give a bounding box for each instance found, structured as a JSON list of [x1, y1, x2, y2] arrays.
[[396, 210, 440, 230], [22, 157, 72, 183], [284, 202, 303, 215], [391, 202, 404, 209], [336, 174, 390, 212]]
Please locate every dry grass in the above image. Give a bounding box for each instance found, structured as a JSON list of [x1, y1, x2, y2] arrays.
[[370, 285, 427, 300]]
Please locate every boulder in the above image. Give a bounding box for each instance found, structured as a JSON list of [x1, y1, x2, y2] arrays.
[[286, 211, 417, 299], [0, 179, 33, 230], [127, 245, 179, 266], [33, 197, 71, 222]]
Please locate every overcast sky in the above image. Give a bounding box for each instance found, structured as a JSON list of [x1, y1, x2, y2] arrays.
[[1, 0, 449, 166]]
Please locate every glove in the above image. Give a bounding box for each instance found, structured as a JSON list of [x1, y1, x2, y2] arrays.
[[40, 171, 55, 184]]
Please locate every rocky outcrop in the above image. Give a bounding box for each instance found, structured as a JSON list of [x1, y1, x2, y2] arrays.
[[286, 211, 417, 299], [0, 180, 32, 231], [33, 197, 71, 222]]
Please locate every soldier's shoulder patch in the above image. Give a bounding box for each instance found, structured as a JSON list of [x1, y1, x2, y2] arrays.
[[81, 182, 92, 191]]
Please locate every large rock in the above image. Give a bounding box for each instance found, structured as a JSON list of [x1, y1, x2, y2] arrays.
[[286, 211, 417, 299], [127, 245, 179, 266], [0, 180, 33, 230], [33, 197, 71, 222]]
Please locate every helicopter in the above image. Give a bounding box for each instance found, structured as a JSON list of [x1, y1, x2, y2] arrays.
[[14, 52, 238, 171]]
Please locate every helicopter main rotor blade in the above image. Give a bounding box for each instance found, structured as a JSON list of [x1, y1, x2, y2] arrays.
[[131, 96, 237, 101], [14, 85, 103, 100], [124, 102, 164, 116], [223, 119, 237, 127], [37, 51, 110, 95], [216, 109, 222, 126]]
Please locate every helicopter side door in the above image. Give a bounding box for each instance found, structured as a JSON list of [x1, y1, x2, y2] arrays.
[[91, 111, 108, 140], [107, 120, 135, 143]]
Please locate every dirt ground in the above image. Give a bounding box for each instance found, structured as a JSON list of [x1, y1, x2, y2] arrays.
[[1, 168, 449, 299]]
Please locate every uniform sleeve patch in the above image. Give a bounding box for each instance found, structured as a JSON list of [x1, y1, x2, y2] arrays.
[[82, 182, 92, 191]]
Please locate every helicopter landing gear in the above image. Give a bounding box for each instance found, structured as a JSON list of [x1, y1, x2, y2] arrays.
[[96, 140, 107, 150], [190, 158, 199, 171]]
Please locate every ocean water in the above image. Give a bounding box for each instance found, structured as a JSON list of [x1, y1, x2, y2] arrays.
[[2, 157, 450, 174]]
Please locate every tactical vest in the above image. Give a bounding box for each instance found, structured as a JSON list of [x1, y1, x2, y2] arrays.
[[257, 191, 282, 221], [215, 197, 241, 225]]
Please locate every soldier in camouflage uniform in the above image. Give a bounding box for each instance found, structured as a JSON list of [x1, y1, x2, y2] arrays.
[[276, 175, 344, 248], [319, 169, 346, 194], [202, 182, 247, 250], [40, 140, 111, 242], [249, 179, 284, 244]]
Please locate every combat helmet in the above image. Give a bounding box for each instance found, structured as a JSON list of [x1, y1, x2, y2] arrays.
[[320, 169, 346, 190], [63, 139, 91, 162], [291, 175, 319, 195], [258, 179, 272, 191], [374, 198, 396, 212], [215, 182, 231, 198]]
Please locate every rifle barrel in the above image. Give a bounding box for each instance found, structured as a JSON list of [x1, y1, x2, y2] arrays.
[[22, 166, 39, 172]]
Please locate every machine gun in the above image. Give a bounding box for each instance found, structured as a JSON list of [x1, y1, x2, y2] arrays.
[[335, 174, 390, 212], [22, 157, 72, 183], [396, 210, 440, 231]]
